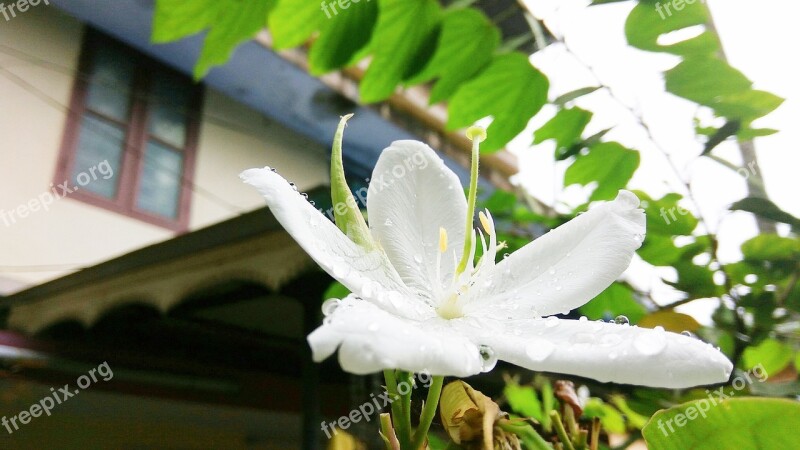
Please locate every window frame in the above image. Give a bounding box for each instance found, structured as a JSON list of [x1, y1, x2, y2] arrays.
[[55, 29, 202, 232]]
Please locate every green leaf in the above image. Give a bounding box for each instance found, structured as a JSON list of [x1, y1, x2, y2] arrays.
[[268, 0, 324, 49], [635, 191, 698, 236], [579, 283, 646, 323], [643, 398, 800, 450], [564, 142, 639, 201], [504, 381, 543, 421], [638, 234, 683, 266], [737, 127, 779, 140], [731, 197, 800, 231], [407, 8, 500, 103], [308, 0, 378, 74], [667, 261, 720, 298], [151, 0, 222, 44], [359, 0, 442, 102], [447, 52, 549, 152], [741, 234, 800, 262], [533, 107, 593, 160], [625, 0, 719, 56], [583, 398, 626, 433], [742, 339, 793, 375], [553, 86, 601, 105], [665, 57, 752, 108], [712, 90, 784, 122]]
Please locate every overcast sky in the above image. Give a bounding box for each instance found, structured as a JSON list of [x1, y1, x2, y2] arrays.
[[515, 0, 798, 321]]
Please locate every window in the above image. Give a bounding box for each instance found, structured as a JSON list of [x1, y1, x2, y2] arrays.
[[55, 30, 202, 231]]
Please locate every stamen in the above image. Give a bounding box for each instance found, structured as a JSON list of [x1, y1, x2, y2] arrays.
[[478, 211, 493, 235], [439, 227, 448, 253]]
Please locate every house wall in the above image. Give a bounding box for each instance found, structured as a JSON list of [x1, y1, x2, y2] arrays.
[[0, 6, 329, 293]]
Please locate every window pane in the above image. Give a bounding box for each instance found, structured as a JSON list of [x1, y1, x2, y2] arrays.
[[136, 141, 183, 219], [71, 115, 124, 198], [85, 45, 134, 122], [147, 74, 191, 148]]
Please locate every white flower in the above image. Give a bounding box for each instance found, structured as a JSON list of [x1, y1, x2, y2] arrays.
[[241, 140, 732, 388]]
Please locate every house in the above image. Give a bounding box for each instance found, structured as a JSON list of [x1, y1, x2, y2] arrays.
[[0, 0, 528, 448]]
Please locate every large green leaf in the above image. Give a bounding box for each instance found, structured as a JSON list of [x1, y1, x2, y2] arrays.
[[638, 234, 683, 266], [625, 0, 718, 56], [564, 142, 639, 201], [665, 57, 752, 109], [731, 197, 800, 231], [447, 53, 549, 152], [643, 398, 800, 450], [742, 338, 793, 375], [152, 0, 275, 78], [741, 234, 800, 262], [407, 8, 500, 104], [579, 282, 646, 323], [504, 381, 543, 421], [309, 0, 378, 74], [712, 90, 785, 122], [533, 107, 593, 160], [359, 0, 442, 102], [268, 0, 324, 49]]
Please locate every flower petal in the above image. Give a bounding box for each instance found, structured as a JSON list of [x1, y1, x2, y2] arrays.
[[308, 295, 484, 377], [367, 141, 468, 302], [241, 167, 428, 319], [461, 317, 732, 388], [466, 190, 646, 317]]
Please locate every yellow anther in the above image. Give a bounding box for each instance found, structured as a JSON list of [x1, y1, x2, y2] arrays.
[[466, 126, 487, 143], [439, 227, 448, 253], [478, 211, 493, 234]]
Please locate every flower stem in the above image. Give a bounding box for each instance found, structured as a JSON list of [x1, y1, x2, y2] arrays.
[[384, 370, 412, 448], [550, 410, 576, 450], [411, 375, 444, 450], [456, 127, 485, 276]]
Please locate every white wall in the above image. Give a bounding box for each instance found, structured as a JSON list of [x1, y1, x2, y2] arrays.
[[0, 6, 329, 292]]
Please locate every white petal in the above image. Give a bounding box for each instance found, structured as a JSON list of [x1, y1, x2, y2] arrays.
[[466, 191, 645, 317], [241, 167, 428, 319], [367, 141, 467, 301], [308, 296, 484, 377], [461, 317, 732, 388]]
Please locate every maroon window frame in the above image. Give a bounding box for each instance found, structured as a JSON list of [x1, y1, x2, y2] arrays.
[[55, 29, 202, 232]]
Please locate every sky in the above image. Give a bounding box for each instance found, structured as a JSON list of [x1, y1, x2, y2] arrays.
[[514, 0, 799, 321]]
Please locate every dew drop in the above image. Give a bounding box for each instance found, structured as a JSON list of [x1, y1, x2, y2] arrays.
[[362, 282, 374, 298], [367, 323, 380, 332], [570, 332, 594, 347], [579, 316, 588, 322], [289, 182, 298, 191], [301, 193, 309, 199], [413, 254, 423, 264], [503, 253, 510, 259], [310, 200, 316, 206], [545, 316, 559, 328], [681, 330, 697, 339], [634, 233, 644, 243], [333, 264, 350, 278], [609, 351, 618, 360], [269, 167, 277, 173], [614, 315, 630, 325], [321, 298, 340, 317], [599, 333, 623, 346], [479, 345, 498, 371], [525, 339, 555, 362], [384, 218, 394, 227], [548, 268, 556, 275]]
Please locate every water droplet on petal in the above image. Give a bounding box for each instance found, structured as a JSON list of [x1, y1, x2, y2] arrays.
[[301, 193, 309, 199], [634, 233, 644, 243], [310, 200, 316, 206], [413, 254, 423, 264], [479, 345, 497, 371], [367, 323, 380, 332], [634, 326, 667, 356], [333, 264, 350, 278], [681, 330, 694, 338], [503, 253, 510, 259], [599, 333, 623, 346], [609, 352, 618, 360], [545, 316, 559, 328], [525, 339, 555, 362], [548, 268, 556, 275], [384, 218, 394, 227], [579, 316, 588, 322], [321, 298, 340, 317], [289, 182, 298, 191], [269, 167, 277, 173], [614, 315, 630, 325]]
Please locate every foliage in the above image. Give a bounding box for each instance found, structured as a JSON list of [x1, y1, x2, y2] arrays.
[[150, 0, 799, 447]]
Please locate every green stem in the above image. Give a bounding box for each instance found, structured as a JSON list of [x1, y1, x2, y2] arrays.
[[411, 375, 445, 450], [455, 129, 483, 276], [384, 370, 412, 449], [398, 371, 414, 447], [497, 420, 553, 450], [550, 411, 576, 450]]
